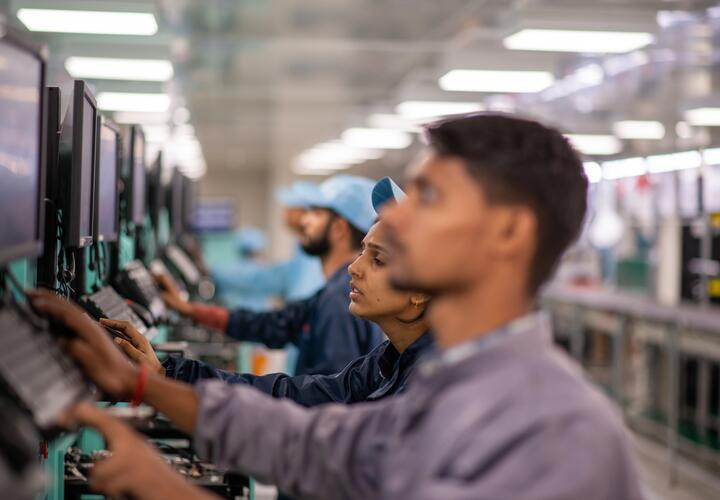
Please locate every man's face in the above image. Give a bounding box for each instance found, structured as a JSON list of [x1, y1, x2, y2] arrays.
[[382, 153, 502, 294], [299, 208, 335, 256], [283, 207, 307, 234]]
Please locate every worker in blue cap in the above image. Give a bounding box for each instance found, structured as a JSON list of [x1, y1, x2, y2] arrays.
[[208, 183, 325, 309], [155, 175, 385, 376]]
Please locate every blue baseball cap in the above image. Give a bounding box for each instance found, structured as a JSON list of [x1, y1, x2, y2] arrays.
[[234, 226, 267, 254], [301, 175, 377, 233], [372, 177, 406, 215], [276, 181, 318, 208]]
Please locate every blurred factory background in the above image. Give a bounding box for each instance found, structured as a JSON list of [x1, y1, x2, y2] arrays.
[[5, 1, 720, 498]]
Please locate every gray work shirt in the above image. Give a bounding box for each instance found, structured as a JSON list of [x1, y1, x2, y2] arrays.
[[194, 312, 644, 500]]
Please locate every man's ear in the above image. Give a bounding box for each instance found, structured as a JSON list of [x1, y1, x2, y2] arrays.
[[330, 217, 349, 243], [491, 206, 537, 260]]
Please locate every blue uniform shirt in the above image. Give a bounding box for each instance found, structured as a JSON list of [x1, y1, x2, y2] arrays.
[[163, 332, 433, 407], [223, 264, 385, 376]]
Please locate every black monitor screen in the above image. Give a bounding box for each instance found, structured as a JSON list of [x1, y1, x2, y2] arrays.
[[97, 124, 118, 239], [0, 40, 42, 260], [132, 131, 145, 224], [171, 171, 183, 236], [79, 95, 95, 239]]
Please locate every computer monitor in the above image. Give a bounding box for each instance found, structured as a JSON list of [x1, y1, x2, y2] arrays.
[[94, 119, 120, 242], [147, 152, 164, 227], [0, 32, 46, 266], [128, 125, 146, 226], [169, 168, 184, 237], [182, 176, 197, 231], [59, 80, 97, 248]]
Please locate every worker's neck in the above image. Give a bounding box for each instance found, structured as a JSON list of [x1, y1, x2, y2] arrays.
[[375, 316, 428, 353], [320, 245, 359, 279], [429, 275, 534, 351]]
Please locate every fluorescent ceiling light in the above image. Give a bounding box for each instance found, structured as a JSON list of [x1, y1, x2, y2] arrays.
[[97, 92, 170, 113], [686, 107, 720, 126], [602, 157, 647, 180], [566, 134, 622, 156], [396, 101, 484, 120], [439, 69, 554, 93], [65, 57, 173, 82], [504, 29, 654, 54], [613, 120, 665, 140], [574, 64, 604, 87], [294, 142, 382, 171], [16, 8, 158, 36], [315, 142, 384, 160], [367, 114, 422, 132], [113, 111, 169, 125], [342, 128, 412, 150], [703, 147, 720, 165], [583, 162, 603, 184], [293, 167, 339, 176], [646, 151, 702, 174]]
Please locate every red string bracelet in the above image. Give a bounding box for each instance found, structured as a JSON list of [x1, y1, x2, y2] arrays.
[[131, 365, 149, 407]]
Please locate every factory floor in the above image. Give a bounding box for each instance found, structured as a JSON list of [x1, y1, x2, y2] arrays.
[[635, 433, 720, 500]]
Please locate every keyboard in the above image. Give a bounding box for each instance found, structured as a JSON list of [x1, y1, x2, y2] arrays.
[[79, 286, 150, 337], [115, 261, 167, 322], [0, 306, 88, 431]]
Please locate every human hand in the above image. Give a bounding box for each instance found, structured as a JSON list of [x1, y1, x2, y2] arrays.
[[62, 403, 215, 500], [153, 272, 193, 316], [27, 289, 137, 400], [100, 318, 165, 376]]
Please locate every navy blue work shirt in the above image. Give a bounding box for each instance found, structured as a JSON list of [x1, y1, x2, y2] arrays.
[[223, 264, 384, 376], [163, 332, 433, 407]]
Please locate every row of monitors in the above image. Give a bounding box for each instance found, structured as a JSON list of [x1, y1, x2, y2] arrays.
[[0, 30, 195, 267]]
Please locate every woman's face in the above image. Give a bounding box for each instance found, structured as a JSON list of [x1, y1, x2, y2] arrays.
[[348, 221, 421, 322]]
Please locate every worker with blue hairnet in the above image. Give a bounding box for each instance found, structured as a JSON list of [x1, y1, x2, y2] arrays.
[[209, 182, 325, 310], [210, 227, 275, 311], [156, 175, 385, 376]]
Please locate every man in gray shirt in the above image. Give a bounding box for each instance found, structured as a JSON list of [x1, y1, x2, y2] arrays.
[[40, 113, 644, 500]]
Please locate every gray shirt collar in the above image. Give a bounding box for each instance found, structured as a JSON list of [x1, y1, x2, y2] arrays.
[[419, 310, 552, 377]]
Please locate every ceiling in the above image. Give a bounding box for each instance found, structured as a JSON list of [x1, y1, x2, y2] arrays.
[[3, 0, 720, 181]]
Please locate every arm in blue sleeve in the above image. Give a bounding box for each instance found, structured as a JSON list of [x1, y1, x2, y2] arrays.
[[304, 294, 385, 375], [163, 344, 386, 407], [225, 294, 318, 347], [212, 259, 293, 296]]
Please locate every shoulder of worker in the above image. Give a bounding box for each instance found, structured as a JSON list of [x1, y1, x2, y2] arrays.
[[391, 342, 643, 499]]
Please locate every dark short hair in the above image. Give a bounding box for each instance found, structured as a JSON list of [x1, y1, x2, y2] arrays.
[[347, 222, 366, 250], [326, 209, 366, 250], [423, 113, 588, 294]]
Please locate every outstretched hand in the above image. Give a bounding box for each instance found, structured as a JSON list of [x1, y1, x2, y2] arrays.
[[62, 403, 216, 500], [153, 272, 193, 316], [27, 289, 137, 399], [100, 318, 165, 376]]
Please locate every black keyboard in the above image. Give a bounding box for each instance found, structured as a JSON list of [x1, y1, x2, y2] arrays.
[[115, 261, 167, 322], [79, 286, 151, 338], [0, 306, 88, 431]]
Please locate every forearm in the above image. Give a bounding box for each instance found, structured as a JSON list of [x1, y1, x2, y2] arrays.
[[142, 374, 200, 435], [193, 381, 387, 499]]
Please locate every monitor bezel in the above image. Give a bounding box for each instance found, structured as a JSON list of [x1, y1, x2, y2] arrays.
[[0, 30, 47, 267], [64, 80, 97, 248], [128, 125, 146, 226], [169, 169, 184, 238], [94, 118, 120, 243]]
